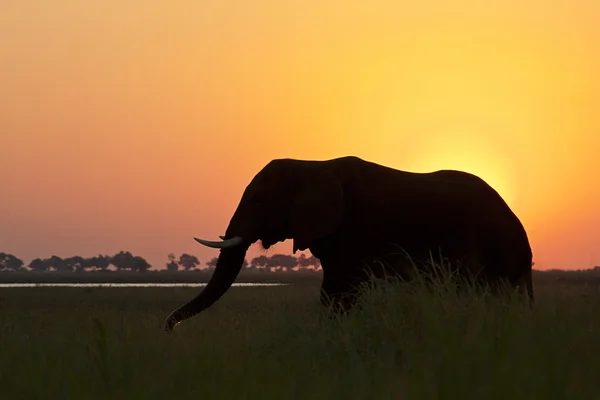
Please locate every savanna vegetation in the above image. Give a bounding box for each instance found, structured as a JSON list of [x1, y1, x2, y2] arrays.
[[1, 266, 600, 399], [0, 250, 322, 285], [0, 251, 321, 275]]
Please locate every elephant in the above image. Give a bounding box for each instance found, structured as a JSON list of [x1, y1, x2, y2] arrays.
[[164, 156, 533, 332]]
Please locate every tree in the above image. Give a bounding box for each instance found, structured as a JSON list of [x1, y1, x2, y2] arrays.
[[0, 253, 24, 271], [206, 257, 218, 270], [85, 255, 111, 271], [266, 254, 298, 271], [178, 253, 200, 271], [64, 256, 86, 272], [111, 251, 135, 271], [297, 254, 321, 270], [45, 255, 68, 272], [28, 258, 48, 272], [131, 256, 151, 272], [310, 256, 321, 270], [250, 255, 269, 269], [297, 254, 310, 268], [204, 257, 248, 270], [166, 253, 179, 272], [110, 251, 152, 271]]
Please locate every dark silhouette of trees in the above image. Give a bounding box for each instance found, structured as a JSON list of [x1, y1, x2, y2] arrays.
[[206, 256, 247, 271], [51, 255, 85, 272], [266, 254, 298, 271], [24, 254, 114, 272], [297, 254, 321, 270], [28, 258, 48, 272], [250, 255, 269, 269], [64, 256, 87, 272], [206, 257, 218, 270], [2, 250, 322, 273], [110, 251, 151, 272], [247, 254, 319, 271], [85, 255, 111, 271], [42, 256, 68, 272], [205, 256, 249, 270], [178, 253, 200, 270], [131, 255, 151, 272], [0, 253, 24, 271], [111, 251, 134, 271], [166, 253, 179, 272]]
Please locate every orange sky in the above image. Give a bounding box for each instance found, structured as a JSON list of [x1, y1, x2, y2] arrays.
[[1, 0, 599, 270]]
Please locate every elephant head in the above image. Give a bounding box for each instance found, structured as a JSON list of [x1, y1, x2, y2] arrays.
[[164, 159, 345, 332]]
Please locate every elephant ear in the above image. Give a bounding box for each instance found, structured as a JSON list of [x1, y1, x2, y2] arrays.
[[291, 167, 344, 253]]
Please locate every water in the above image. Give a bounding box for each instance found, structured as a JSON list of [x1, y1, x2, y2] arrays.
[[0, 283, 287, 288]]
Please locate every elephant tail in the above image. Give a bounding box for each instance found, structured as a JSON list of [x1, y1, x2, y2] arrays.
[[524, 267, 534, 303], [519, 252, 534, 303]]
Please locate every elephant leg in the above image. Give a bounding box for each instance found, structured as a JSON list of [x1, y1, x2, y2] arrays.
[[320, 279, 356, 313], [319, 258, 366, 314]]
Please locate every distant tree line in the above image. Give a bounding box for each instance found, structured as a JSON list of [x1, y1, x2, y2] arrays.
[[0, 251, 321, 272], [0, 251, 150, 272], [195, 253, 321, 272]]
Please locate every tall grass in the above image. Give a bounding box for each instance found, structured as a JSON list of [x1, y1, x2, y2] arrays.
[[1, 268, 598, 399]]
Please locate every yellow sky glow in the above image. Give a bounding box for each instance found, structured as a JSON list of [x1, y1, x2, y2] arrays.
[[1, 0, 599, 270]]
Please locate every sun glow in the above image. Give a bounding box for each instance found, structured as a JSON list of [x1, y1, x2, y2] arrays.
[[406, 131, 519, 207], [1, 0, 599, 270]]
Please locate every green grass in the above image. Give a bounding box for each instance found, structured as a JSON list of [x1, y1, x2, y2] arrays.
[[1, 272, 599, 399], [0, 269, 321, 284]]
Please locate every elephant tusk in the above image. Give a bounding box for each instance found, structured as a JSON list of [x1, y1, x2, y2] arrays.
[[194, 236, 245, 249]]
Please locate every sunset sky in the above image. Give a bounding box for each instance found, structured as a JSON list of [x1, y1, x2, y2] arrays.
[[2, 0, 599, 270]]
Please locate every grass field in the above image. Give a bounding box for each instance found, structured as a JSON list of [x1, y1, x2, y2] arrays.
[[0, 269, 321, 284], [1, 270, 600, 399]]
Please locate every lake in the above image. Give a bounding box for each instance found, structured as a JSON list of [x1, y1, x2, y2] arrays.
[[0, 283, 287, 288]]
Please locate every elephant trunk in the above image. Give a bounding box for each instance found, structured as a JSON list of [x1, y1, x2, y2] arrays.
[[164, 243, 250, 332]]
